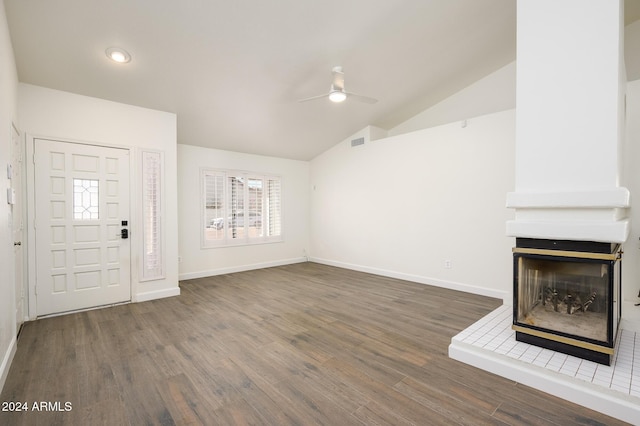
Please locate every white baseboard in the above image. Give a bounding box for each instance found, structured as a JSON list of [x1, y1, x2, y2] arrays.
[[309, 257, 509, 303], [0, 336, 17, 394], [134, 287, 181, 303], [178, 257, 308, 281]]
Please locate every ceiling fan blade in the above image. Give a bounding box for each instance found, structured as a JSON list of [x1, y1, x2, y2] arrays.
[[298, 66, 376, 104], [346, 92, 378, 104], [297, 93, 330, 103]]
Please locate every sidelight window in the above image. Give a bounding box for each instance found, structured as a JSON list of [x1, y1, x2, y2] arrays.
[[141, 150, 164, 280]]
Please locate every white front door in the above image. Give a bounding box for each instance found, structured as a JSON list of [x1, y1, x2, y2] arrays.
[[11, 124, 24, 332], [34, 139, 131, 316]]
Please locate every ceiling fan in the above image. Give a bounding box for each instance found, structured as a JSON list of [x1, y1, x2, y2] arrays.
[[298, 66, 378, 104]]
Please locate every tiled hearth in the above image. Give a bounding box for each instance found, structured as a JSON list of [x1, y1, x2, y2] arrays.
[[449, 305, 640, 425]]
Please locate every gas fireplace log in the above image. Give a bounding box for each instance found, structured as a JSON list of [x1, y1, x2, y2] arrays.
[[581, 292, 596, 312], [545, 287, 559, 312], [564, 294, 574, 314], [572, 295, 582, 315]]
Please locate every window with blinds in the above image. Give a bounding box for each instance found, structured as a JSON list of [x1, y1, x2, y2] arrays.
[[141, 150, 164, 280], [202, 169, 282, 247]]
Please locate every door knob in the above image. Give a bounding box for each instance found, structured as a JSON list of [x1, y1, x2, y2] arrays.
[[14, 241, 21, 246]]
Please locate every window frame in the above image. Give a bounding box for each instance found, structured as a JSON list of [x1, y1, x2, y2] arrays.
[[201, 168, 283, 248]]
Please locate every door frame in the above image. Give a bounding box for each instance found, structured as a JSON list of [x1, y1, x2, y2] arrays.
[[25, 135, 135, 319], [10, 122, 26, 332]]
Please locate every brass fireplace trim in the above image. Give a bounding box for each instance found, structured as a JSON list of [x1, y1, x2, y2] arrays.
[[512, 325, 614, 354], [512, 247, 620, 261]]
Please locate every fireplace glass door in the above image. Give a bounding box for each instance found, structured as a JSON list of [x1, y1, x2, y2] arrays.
[[513, 241, 621, 364]]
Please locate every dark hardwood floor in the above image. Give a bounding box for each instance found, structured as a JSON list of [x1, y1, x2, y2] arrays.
[[0, 262, 629, 425]]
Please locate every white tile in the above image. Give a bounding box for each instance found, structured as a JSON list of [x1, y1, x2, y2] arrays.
[[560, 367, 578, 376], [611, 384, 630, 394], [612, 375, 632, 388], [593, 372, 614, 384], [450, 305, 640, 400], [576, 373, 594, 382], [577, 361, 597, 372], [533, 359, 549, 368], [450, 306, 640, 423]]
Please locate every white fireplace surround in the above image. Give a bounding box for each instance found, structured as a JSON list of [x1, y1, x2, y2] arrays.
[[506, 187, 631, 243]]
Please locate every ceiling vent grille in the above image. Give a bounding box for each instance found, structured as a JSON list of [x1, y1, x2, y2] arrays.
[[351, 137, 365, 147]]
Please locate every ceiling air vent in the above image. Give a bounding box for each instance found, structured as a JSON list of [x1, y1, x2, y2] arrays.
[[351, 137, 365, 147]]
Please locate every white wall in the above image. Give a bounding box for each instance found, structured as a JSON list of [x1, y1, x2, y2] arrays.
[[18, 83, 180, 307], [388, 61, 516, 137], [308, 76, 640, 312], [0, 0, 18, 392], [177, 144, 310, 279], [626, 20, 640, 81], [622, 79, 640, 323], [310, 110, 516, 302]]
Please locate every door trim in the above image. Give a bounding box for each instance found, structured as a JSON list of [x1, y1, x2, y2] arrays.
[[10, 122, 26, 332], [25, 135, 134, 319]]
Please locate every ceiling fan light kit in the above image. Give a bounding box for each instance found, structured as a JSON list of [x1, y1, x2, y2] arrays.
[[329, 90, 347, 103], [299, 66, 377, 104]]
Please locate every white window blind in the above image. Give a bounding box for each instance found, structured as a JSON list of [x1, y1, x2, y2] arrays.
[[202, 169, 282, 247], [141, 150, 164, 280], [266, 178, 281, 237]]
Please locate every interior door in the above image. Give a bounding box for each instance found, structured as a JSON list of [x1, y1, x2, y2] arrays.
[[11, 124, 24, 332], [34, 139, 131, 316]]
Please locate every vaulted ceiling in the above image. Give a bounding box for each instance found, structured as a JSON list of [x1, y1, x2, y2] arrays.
[[5, 1, 640, 160]]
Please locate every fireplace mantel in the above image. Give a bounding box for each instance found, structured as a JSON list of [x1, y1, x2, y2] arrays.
[[506, 187, 630, 243]]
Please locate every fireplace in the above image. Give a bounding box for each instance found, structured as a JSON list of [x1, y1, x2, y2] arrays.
[[512, 238, 622, 365]]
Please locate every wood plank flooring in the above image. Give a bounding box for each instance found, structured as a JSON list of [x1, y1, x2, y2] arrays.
[[0, 262, 629, 425]]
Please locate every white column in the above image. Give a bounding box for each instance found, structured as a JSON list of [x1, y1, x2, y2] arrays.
[[507, 0, 629, 243]]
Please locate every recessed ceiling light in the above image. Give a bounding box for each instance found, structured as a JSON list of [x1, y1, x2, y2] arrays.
[[105, 47, 131, 63]]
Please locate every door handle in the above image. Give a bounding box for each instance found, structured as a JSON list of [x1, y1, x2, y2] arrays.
[[120, 229, 129, 239], [14, 241, 21, 246]]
